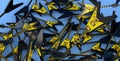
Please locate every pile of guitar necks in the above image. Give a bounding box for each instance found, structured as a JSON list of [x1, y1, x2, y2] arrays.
[[0, 0, 120, 61]]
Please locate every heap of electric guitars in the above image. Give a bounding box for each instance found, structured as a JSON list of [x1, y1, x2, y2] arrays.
[[0, 0, 120, 61]]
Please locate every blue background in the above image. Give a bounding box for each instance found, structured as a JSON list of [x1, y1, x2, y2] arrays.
[[0, 0, 120, 61]]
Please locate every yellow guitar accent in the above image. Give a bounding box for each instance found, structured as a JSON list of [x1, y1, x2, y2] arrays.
[[48, 2, 58, 10], [13, 47, 18, 54], [65, 4, 80, 11], [28, 45, 33, 61], [36, 48, 42, 56], [34, 7, 47, 14], [46, 21, 57, 27], [49, 36, 58, 43], [117, 47, 120, 57], [23, 22, 38, 31], [71, 34, 81, 45], [3, 33, 13, 40], [51, 40, 60, 49], [111, 44, 119, 50], [111, 44, 120, 57], [60, 39, 70, 49], [86, 8, 103, 32], [96, 27, 105, 33], [81, 4, 94, 15], [82, 34, 92, 44], [77, 15, 90, 22], [0, 43, 6, 52], [92, 42, 102, 52], [32, 4, 39, 10]]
